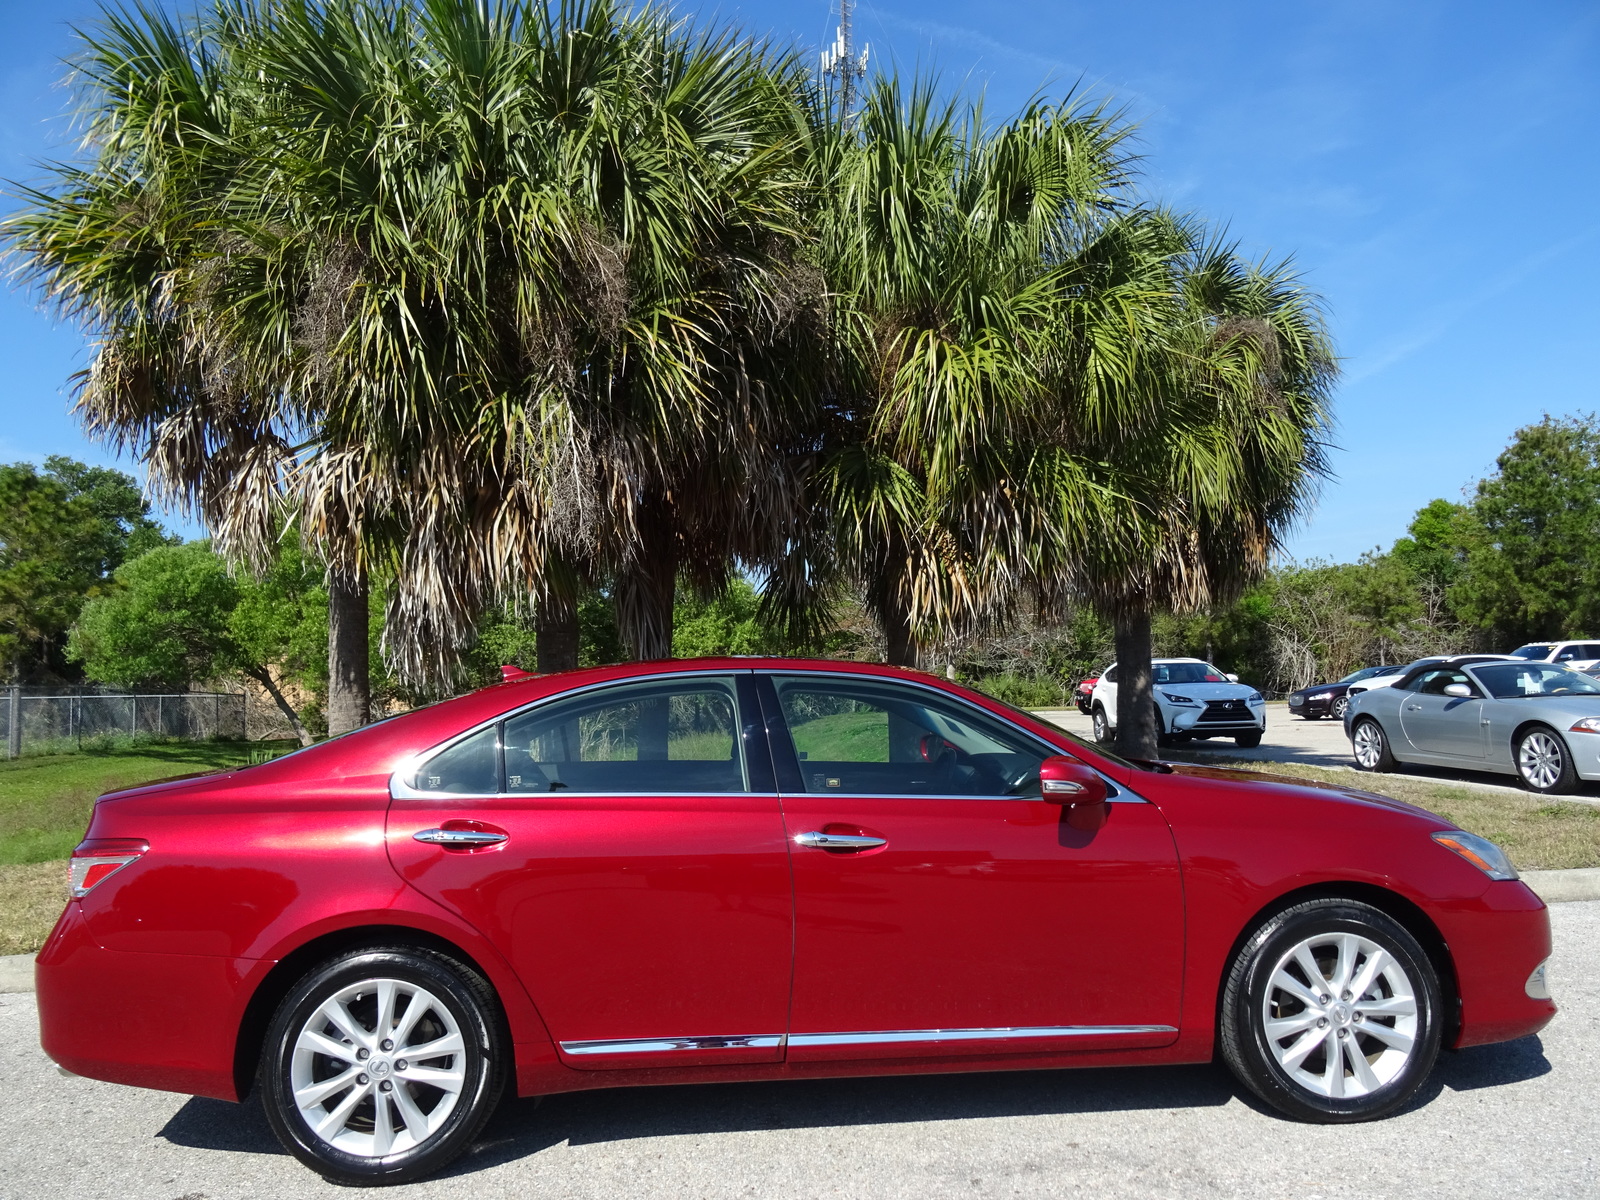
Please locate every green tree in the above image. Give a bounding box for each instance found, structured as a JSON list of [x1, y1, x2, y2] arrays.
[[69, 542, 325, 744], [0, 458, 172, 682], [1449, 416, 1600, 646]]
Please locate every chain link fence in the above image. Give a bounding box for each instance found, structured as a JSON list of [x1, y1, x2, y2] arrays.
[[2, 687, 247, 758]]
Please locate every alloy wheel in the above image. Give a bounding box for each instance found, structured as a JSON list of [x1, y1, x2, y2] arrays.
[[291, 977, 467, 1158], [1261, 931, 1418, 1099], [1352, 721, 1384, 769], [1519, 730, 1568, 791], [1332, 696, 1348, 719]]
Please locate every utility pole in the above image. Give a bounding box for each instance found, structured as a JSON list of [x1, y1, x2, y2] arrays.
[[820, 0, 869, 118]]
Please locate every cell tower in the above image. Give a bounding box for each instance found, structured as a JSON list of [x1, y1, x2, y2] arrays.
[[819, 0, 869, 116]]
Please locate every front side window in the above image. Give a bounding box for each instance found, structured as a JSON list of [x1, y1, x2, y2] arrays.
[[771, 675, 1050, 797], [1415, 669, 1476, 696], [1556, 645, 1582, 662], [1471, 663, 1600, 699], [502, 677, 747, 793]]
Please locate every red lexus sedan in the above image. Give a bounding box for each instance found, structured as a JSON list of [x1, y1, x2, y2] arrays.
[[37, 658, 1554, 1185]]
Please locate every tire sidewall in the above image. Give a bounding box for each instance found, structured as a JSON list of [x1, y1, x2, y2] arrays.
[[261, 949, 503, 1186], [1226, 902, 1441, 1122], [1516, 725, 1577, 794], [1092, 705, 1111, 743]]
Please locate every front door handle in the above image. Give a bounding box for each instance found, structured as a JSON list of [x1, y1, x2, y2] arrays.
[[1406, 704, 1422, 711], [795, 831, 886, 851], [414, 827, 508, 847]]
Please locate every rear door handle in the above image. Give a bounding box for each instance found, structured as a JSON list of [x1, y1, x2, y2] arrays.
[[795, 831, 886, 851], [414, 827, 508, 847]]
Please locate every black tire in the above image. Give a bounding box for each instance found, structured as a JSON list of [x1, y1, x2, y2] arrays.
[[1220, 899, 1442, 1123], [1514, 725, 1579, 795], [1303, 713, 1323, 721], [1234, 731, 1263, 748], [261, 946, 507, 1187], [1351, 717, 1397, 772], [1091, 704, 1113, 744]]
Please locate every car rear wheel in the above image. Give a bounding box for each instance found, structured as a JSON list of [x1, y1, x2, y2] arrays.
[[1220, 899, 1442, 1122], [1351, 718, 1396, 772], [1091, 704, 1113, 744], [261, 946, 507, 1186], [1515, 726, 1578, 794]]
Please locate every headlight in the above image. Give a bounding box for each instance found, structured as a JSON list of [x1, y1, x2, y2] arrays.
[[1309, 691, 1332, 700], [1248, 692, 1264, 704], [1570, 717, 1600, 734], [1162, 691, 1197, 705], [1289, 692, 1305, 704], [1432, 831, 1519, 880]]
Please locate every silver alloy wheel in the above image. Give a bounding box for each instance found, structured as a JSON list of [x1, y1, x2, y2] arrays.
[[1093, 708, 1109, 740], [291, 977, 467, 1158], [1352, 721, 1384, 768], [1332, 696, 1349, 719], [1519, 730, 1566, 790], [1263, 931, 1418, 1099]]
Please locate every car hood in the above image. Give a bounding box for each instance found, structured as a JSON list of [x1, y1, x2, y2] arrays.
[[1152, 682, 1257, 701], [1157, 762, 1444, 821]]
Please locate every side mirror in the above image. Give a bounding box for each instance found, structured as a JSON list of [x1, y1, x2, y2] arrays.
[[1443, 682, 1473, 698], [1039, 757, 1109, 830], [1226, 673, 1240, 683]]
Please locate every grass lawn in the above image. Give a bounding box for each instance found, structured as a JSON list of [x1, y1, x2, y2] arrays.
[[0, 740, 292, 955]]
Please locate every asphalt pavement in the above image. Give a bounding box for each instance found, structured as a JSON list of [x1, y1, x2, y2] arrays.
[[0, 902, 1594, 1199]]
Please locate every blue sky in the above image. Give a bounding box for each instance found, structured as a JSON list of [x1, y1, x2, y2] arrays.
[[1, 0, 1596, 563]]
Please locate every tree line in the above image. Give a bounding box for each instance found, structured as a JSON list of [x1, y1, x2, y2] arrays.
[[2, 0, 1338, 759]]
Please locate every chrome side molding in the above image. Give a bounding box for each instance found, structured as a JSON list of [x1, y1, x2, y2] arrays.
[[558, 1024, 1176, 1057]]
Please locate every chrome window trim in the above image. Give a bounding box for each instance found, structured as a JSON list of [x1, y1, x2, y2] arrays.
[[389, 669, 752, 800], [557, 1024, 1177, 1057]]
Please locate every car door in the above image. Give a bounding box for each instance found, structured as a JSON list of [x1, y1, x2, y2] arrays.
[[1397, 668, 1485, 759], [386, 672, 794, 1069], [760, 671, 1184, 1063]]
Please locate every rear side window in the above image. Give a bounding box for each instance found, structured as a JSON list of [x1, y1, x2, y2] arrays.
[[501, 677, 746, 793], [414, 726, 499, 794]]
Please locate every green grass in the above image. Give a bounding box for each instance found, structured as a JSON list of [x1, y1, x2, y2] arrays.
[[789, 710, 889, 762], [0, 740, 293, 865]]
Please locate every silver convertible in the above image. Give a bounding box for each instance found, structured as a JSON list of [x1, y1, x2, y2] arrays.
[[1344, 655, 1600, 793]]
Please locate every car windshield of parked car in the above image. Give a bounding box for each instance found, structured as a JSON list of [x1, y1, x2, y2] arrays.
[[1336, 666, 1387, 685], [1470, 663, 1600, 699], [1151, 662, 1226, 684], [1510, 645, 1554, 660]]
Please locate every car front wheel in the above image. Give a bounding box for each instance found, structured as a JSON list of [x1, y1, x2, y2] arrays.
[[1220, 898, 1442, 1122], [1351, 718, 1396, 772], [1234, 731, 1263, 748], [1331, 696, 1349, 720], [1516, 726, 1578, 794], [1091, 704, 1113, 744], [261, 946, 507, 1186]]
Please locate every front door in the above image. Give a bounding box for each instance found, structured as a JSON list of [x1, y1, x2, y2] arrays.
[[387, 672, 793, 1068], [1398, 668, 1485, 759], [760, 672, 1185, 1062]]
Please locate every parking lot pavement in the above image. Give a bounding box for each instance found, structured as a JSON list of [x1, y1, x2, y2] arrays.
[[0, 904, 1594, 1200], [1031, 705, 1600, 801]]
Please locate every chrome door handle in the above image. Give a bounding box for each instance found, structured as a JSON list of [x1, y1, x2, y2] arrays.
[[795, 831, 886, 850], [1406, 704, 1421, 710], [413, 828, 508, 846]]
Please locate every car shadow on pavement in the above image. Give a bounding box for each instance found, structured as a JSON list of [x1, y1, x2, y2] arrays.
[[154, 1037, 1552, 1172]]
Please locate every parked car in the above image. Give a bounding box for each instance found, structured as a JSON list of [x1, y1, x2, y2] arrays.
[[1074, 674, 1098, 715], [1346, 656, 1518, 701], [1345, 655, 1600, 792], [1287, 666, 1393, 721], [1507, 640, 1600, 671], [42, 657, 1554, 1186], [1089, 658, 1265, 748]]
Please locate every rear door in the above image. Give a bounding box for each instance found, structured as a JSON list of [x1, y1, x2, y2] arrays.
[[761, 671, 1184, 1062], [387, 672, 794, 1068]]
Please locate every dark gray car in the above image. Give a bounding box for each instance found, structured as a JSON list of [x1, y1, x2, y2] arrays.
[[1345, 656, 1600, 793]]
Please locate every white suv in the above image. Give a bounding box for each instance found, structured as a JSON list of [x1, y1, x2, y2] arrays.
[[1508, 641, 1600, 672], [1090, 658, 1267, 748]]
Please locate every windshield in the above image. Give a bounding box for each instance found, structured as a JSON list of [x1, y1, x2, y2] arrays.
[[1510, 645, 1553, 661], [1471, 663, 1600, 699], [1337, 666, 1387, 685], [1151, 662, 1227, 684]]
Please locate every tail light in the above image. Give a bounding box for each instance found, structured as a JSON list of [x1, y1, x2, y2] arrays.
[[69, 838, 149, 898]]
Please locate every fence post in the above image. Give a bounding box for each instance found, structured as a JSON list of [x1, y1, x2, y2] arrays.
[[6, 687, 18, 760]]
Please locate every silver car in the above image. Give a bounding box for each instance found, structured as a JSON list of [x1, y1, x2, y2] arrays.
[[1344, 656, 1600, 793]]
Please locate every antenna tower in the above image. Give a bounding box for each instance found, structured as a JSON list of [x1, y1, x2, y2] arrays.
[[820, 0, 869, 116]]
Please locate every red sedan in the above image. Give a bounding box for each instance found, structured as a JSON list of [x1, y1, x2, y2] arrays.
[[38, 658, 1553, 1185]]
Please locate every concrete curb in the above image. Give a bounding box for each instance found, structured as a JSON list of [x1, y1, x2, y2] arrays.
[[2, 870, 1598, 996]]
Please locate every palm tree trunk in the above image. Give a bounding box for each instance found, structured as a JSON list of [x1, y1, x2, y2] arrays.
[[615, 498, 678, 661], [327, 569, 370, 736], [1113, 607, 1159, 760], [536, 591, 580, 673]]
